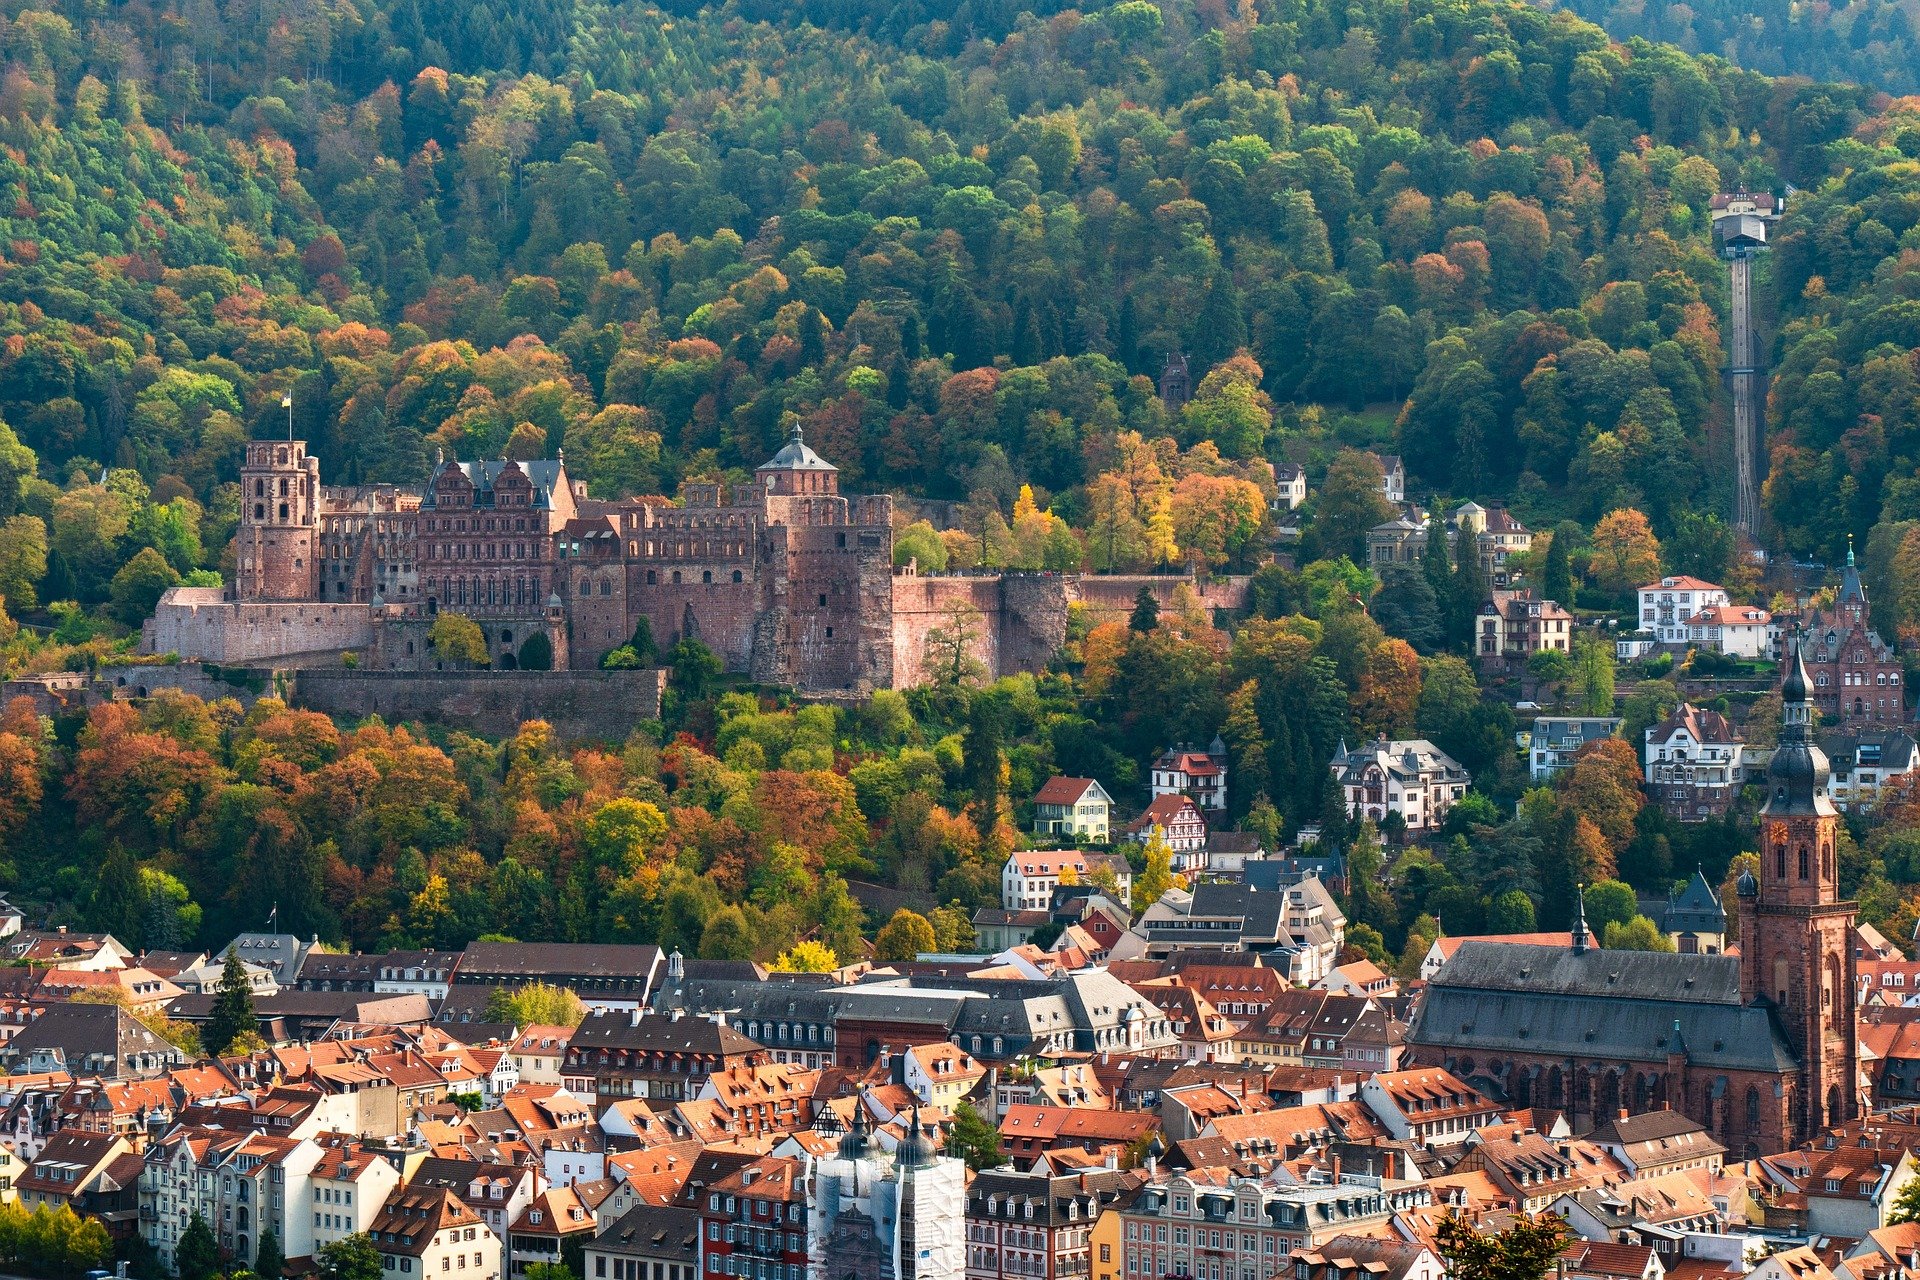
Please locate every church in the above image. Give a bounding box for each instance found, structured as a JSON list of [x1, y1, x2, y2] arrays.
[[1408, 648, 1858, 1156]]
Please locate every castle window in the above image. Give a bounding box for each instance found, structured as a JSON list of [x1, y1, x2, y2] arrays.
[[280, 504, 289, 520], [818, 594, 827, 607], [703, 571, 712, 584], [837, 533, 846, 548], [255, 505, 265, 520], [647, 571, 657, 584], [601, 580, 611, 596], [733, 571, 743, 583], [672, 571, 681, 584], [1799, 847, 1809, 879], [579, 580, 590, 594]]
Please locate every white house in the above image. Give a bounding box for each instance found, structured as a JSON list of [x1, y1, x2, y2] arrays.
[[140, 1128, 324, 1273], [1000, 850, 1132, 912], [306, 1144, 404, 1260], [1030, 777, 1114, 843], [1684, 604, 1775, 658], [373, 950, 461, 999], [1272, 463, 1309, 511], [1329, 737, 1471, 834], [1526, 717, 1622, 781], [369, 1186, 503, 1280], [1645, 703, 1743, 821], [1824, 730, 1920, 812], [1150, 741, 1228, 811], [1638, 576, 1730, 646], [1368, 452, 1406, 504], [1122, 794, 1210, 872], [1358, 1068, 1504, 1148], [509, 1025, 574, 1087]]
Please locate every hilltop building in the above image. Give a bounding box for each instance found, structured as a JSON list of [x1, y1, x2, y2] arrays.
[[147, 432, 1241, 693], [1798, 547, 1907, 727]]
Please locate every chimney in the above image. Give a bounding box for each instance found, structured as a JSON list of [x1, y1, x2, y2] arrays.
[[1331, 1154, 1341, 1185], [1618, 1109, 1628, 1121]]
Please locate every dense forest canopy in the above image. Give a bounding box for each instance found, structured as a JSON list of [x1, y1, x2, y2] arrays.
[[0, 0, 1886, 576]]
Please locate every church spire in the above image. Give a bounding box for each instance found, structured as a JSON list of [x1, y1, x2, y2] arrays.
[[1571, 885, 1590, 955]]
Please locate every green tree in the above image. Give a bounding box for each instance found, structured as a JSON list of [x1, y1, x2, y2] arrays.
[[518, 632, 553, 671], [1891, 1175, 1920, 1225], [255, 1227, 286, 1280], [176, 1214, 221, 1280], [895, 520, 949, 571], [1313, 450, 1393, 562], [1544, 523, 1576, 607], [699, 904, 757, 960], [87, 845, 143, 944], [1129, 585, 1160, 633], [1603, 916, 1675, 951], [203, 946, 257, 1057], [1488, 888, 1538, 933], [1583, 879, 1640, 936], [317, 1233, 383, 1280], [946, 1101, 1008, 1170], [874, 908, 937, 961], [1574, 631, 1615, 716], [483, 982, 587, 1028], [107, 546, 180, 625], [430, 613, 489, 666]]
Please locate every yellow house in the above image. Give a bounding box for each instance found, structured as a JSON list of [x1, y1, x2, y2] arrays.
[[1090, 1204, 1124, 1280], [1032, 777, 1114, 844]]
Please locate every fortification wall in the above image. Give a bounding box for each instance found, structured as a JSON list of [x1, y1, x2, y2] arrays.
[[143, 589, 373, 662], [289, 669, 666, 741], [1074, 575, 1249, 625], [997, 573, 1075, 678], [101, 664, 277, 706], [888, 574, 1008, 688]]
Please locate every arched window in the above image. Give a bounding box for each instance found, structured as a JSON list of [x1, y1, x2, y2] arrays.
[[1799, 847, 1810, 879], [1746, 1086, 1761, 1133], [1777, 846, 1787, 879]]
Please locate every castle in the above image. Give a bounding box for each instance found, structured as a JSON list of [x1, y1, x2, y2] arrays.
[[146, 432, 1243, 691], [1409, 646, 1857, 1156]]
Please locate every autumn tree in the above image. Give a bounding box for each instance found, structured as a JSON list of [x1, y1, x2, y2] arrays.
[[1352, 638, 1423, 738], [1589, 508, 1662, 599], [1434, 1212, 1570, 1280], [874, 908, 937, 961], [483, 981, 586, 1028], [770, 941, 838, 972]]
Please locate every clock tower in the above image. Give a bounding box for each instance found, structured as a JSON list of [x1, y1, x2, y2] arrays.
[[1739, 642, 1857, 1145]]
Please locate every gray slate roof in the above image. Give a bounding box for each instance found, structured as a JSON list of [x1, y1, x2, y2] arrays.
[[1410, 942, 1797, 1074], [1662, 870, 1728, 935]]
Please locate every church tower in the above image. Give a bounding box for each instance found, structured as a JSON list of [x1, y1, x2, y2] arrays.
[[1739, 643, 1857, 1144]]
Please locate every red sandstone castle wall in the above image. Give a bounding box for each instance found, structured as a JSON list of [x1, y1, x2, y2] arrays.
[[1073, 575, 1249, 625], [889, 576, 1005, 688]]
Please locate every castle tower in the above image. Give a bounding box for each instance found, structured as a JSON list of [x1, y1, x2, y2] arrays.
[[236, 440, 320, 600], [756, 420, 839, 498], [1739, 643, 1857, 1145]]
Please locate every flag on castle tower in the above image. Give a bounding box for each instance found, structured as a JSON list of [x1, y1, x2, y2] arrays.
[[281, 394, 292, 408]]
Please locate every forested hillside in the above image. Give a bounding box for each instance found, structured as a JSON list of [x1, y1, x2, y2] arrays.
[[0, 0, 1886, 615], [1544, 0, 1920, 95]]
